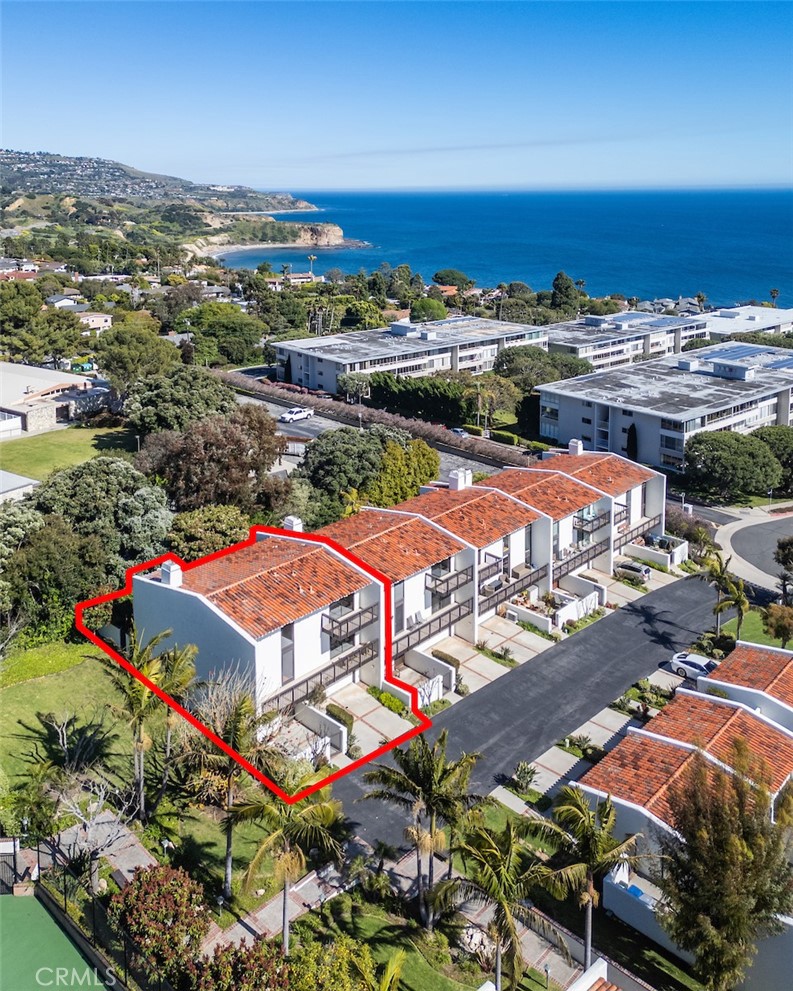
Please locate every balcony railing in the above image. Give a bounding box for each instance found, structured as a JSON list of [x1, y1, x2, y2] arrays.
[[478, 564, 549, 611], [573, 509, 611, 533], [425, 565, 474, 596], [321, 604, 378, 641], [553, 537, 610, 578], [613, 505, 628, 525], [264, 640, 379, 712], [394, 598, 474, 658], [614, 514, 663, 551], [478, 556, 503, 582]]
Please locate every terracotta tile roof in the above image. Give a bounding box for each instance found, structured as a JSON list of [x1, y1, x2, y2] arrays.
[[390, 487, 539, 549], [181, 536, 370, 638], [648, 694, 793, 792], [479, 468, 598, 520], [317, 509, 466, 582], [590, 980, 621, 991], [707, 643, 793, 709], [581, 734, 692, 826], [538, 452, 655, 496]]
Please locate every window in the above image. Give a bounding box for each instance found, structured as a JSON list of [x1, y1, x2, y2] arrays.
[[622, 410, 633, 417], [582, 401, 593, 408], [621, 426, 628, 434], [581, 434, 591, 442], [582, 417, 592, 425]]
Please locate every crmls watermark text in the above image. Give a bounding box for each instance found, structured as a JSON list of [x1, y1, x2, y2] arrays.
[[35, 967, 116, 987]]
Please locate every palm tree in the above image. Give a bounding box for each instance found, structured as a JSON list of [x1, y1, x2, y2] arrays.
[[229, 768, 344, 956], [307, 254, 317, 277], [496, 283, 507, 321], [182, 672, 282, 900], [105, 627, 170, 821], [714, 576, 750, 640], [531, 786, 642, 970], [691, 525, 713, 562], [354, 949, 406, 991], [695, 291, 707, 311], [433, 822, 567, 991], [363, 730, 485, 929], [704, 550, 733, 633], [770, 288, 780, 307], [150, 643, 197, 814]]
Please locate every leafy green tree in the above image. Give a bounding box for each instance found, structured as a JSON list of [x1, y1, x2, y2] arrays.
[[432, 269, 473, 290], [410, 297, 448, 322], [167, 505, 250, 561], [177, 301, 267, 363], [776, 536, 793, 573], [433, 823, 563, 991], [4, 515, 108, 642], [341, 299, 383, 329], [109, 865, 209, 984], [231, 768, 344, 955], [125, 366, 237, 434], [33, 308, 83, 366], [33, 457, 172, 576], [136, 405, 286, 513], [290, 935, 376, 991], [550, 271, 578, 313], [658, 750, 793, 991], [362, 439, 440, 508], [0, 281, 43, 342], [753, 425, 793, 493], [685, 431, 783, 501], [298, 427, 391, 502], [764, 603, 793, 648], [95, 321, 180, 395], [0, 502, 45, 610]]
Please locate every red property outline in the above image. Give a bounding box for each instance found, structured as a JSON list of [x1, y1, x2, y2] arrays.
[[75, 525, 432, 804]]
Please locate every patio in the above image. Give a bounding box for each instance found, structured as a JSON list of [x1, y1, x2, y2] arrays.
[[328, 681, 416, 763]]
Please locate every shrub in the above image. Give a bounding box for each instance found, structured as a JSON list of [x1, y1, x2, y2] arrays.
[[463, 424, 484, 436], [367, 685, 407, 715], [326, 702, 354, 733], [430, 648, 460, 670], [514, 761, 537, 792], [490, 429, 518, 445], [455, 676, 470, 696]]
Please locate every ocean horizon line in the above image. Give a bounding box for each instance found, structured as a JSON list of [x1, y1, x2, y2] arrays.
[[260, 184, 793, 196]]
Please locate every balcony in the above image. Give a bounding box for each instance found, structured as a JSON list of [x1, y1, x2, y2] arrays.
[[554, 537, 610, 578], [573, 509, 611, 534], [394, 598, 475, 659], [614, 514, 663, 551], [425, 565, 474, 596], [478, 555, 503, 582], [264, 640, 379, 712], [321, 603, 378, 641], [613, 504, 628, 525], [479, 563, 549, 610]]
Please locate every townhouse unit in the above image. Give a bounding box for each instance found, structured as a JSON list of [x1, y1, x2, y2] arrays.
[[546, 312, 710, 371], [274, 316, 548, 392], [133, 442, 669, 759], [577, 647, 793, 990], [538, 342, 793, 470]]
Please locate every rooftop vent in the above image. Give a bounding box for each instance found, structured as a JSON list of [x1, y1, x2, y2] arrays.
[[161, 560, 183, 588], [448, 468, 473, 491], [568, 439, 585, 457], [677, 358, 700, 371], [282, 515, 304, 532]]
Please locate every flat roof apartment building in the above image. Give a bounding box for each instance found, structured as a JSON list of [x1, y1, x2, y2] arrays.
[[546, 312, 710, 371], [538, 342, 793, 470], [274, 316, 548, 392]]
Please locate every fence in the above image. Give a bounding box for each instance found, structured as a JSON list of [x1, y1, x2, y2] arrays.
[[37, 851, 176, 991]]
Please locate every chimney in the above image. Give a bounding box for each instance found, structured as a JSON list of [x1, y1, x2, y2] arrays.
[[282, 515, 304, 532], [448, 468, 472, 491], [568, 439, 584, 457], [161, 560, 183, 588]]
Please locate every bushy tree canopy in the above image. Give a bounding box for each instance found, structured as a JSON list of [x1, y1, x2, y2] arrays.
[[95, 322, 180, 395], [494, 345, 592, 392], [0, 281, 43, 337], [193, 939, 290, 991], [753, 425, 793, 493], [176, 301, 266, 364], [168, 505, 251, 561], [33, 457, 172, 572], [685, 431, 783, 501], [136, 405, 286, 512], [432, 268, 473, 290], [297, 426, 394, 502], [410, 297, 448, 322], [363, 439, 440, 507], [125, 366, 237, 434], [551, 271, 578, 313]]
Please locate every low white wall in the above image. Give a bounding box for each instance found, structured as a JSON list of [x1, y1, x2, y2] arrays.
[[406, 649, 456, 693], [0, 414, 23, 437], [298, 705, 347, 755], [560, 572, 608, 607], [603, 871, 695, 965], [627, 543, 672, 568], [505, 600, 553, 633], [556, 590, 599, 626]]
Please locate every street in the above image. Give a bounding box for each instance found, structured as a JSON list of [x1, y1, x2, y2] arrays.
[[334, 576, 717, 848]]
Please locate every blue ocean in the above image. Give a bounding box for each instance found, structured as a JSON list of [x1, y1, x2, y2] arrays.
[[219, 189, 793, 307]]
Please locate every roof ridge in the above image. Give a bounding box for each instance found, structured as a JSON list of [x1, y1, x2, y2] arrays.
[[204, 540, 322, 597]]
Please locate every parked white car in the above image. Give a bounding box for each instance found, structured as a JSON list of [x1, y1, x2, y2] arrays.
[[670, 651, 719, 680], [279, 406, 315, 423]]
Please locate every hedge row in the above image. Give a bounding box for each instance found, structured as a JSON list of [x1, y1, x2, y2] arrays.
[[490, 429, 518, 446], [463, 424, 484, 436], [325, 701, 354, 733], [431, 649, 460, 671], [216, 371, 531, 467], [367, 685, 407, 715]]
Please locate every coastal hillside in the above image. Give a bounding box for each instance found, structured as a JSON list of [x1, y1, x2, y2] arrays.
[[0, 149, 345, 262]]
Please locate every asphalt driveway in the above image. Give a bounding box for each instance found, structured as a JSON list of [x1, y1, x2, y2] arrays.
[[334, 576, 717, 848], [731, 517, 792, 582]]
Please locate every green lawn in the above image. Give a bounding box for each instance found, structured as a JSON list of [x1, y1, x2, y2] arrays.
[[0, 425, 137, 480], [723, 609, 786, 648], [0, 641, 102, 689], [0, 895, 106, 991]]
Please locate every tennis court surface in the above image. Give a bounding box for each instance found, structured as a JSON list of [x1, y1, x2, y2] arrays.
[[0, 896, 110, 990]]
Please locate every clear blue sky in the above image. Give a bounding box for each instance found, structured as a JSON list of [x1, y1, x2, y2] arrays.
[[3, 1, 792, 190]]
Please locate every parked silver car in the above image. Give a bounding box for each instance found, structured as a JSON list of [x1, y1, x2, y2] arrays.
[[614, 561, 651, 583]]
